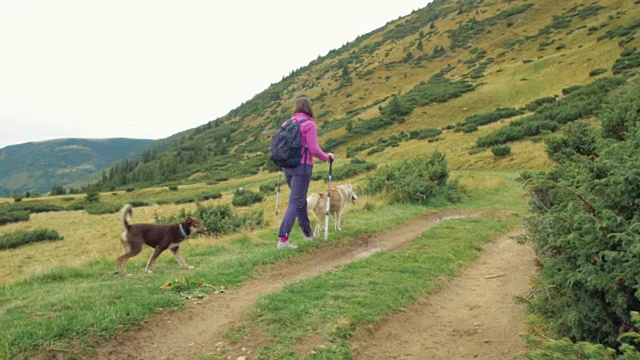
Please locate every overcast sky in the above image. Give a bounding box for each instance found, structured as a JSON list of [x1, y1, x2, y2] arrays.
[[0, 1, 430, 149]]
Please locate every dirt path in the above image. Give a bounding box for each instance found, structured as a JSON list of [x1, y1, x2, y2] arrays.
[[93, 210, 536, 360], [352, 232, 537, 360]]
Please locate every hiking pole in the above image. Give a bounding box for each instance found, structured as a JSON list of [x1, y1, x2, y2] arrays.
[[274, 170, 282, 233], [324, 158, 333, 242]]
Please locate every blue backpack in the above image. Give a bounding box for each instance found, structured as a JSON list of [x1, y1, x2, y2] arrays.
[[270, 119, 307, 168]]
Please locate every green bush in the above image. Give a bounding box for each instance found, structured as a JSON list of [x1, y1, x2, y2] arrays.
[[478, 77, 626, 148], [0, 228, 63, 250], [462, 124, 478, 133], [85, 202, 122, 215], [199, 193, 222, 201], [457, 107, 524, 129], [490, 145, 511, 157], [361, 151, 458, 204], [544, 121, 598, 162], [524, 97, 556, 112], [129, 200, 150, 207], [154, 204, 264, 237], [589, 68, 608, 77], [12, 203, 64, 213], [0, 208, 30, 225], [231, 188, 264, 207], [85, 191, 100, 203], [519, 80, 640, 349], [259, 184, 276, 194]]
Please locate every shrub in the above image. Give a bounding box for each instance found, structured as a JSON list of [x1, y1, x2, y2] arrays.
[[462, 124, 478, 133], [85, 202, 122, 215], [199, 193, 222, 201], [519, 80, 640, 349], [524, 97, 556, 112], [168, 185, 179, 191], [50, 184, 66, 196], [13, 203, 65, 213], [231, 188, 264, 207], [545, 121, 598, 162], [589, 68, 608, 77], [259, 184, 276, 194], [360, 151, 459, 204], [0, 208, 30, 225], [129, 200, 150, 207], [490, 145, 511, 157], [85, 191, 100, 203], [155, 204, 264, 237], [13, 196, 22, 203], [325, 161, 378, 182], [0, 228, 63, 250]]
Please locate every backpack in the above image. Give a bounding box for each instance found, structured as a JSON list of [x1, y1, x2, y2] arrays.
[[270, 119, 307, 168]]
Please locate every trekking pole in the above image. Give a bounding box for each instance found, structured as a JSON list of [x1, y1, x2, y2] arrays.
[[324, 159, 333, 242], [274, 170, 282, 233]]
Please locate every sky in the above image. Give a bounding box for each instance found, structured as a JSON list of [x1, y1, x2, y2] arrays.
[[0, 1, 430, 149]]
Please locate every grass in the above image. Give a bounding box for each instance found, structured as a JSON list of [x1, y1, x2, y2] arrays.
[[230, 216, 518, 359], [0, 170, 526, 358]]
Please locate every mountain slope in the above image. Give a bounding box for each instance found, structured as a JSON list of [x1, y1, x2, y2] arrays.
[[91, 0, 640, 190], [0, 138, 154, 196]]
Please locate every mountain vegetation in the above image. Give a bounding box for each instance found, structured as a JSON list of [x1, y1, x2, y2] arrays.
[[1, 0, 640, 357], [0, 138, 153, 196], [86, 0, 639, 193]]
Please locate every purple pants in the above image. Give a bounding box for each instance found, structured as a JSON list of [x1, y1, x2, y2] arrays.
[[278, 164, 313, 238]]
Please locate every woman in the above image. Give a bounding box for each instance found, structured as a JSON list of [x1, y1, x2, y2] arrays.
[[277, 96, 335, 249]]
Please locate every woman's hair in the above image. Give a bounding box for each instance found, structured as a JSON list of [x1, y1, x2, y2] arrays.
[[294, 96, 314, 118]]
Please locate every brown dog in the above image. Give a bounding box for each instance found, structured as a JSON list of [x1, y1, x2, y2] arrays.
[[117, 204, 206, 275]]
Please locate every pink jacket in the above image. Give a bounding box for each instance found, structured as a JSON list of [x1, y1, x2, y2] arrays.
[[285, 112, 330, 166]]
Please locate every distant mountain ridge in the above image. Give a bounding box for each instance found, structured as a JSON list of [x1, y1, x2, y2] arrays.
[[0, 138, 154, 196]]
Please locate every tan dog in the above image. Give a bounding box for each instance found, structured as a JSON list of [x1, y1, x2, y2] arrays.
[[307, 183, 358, 237], [117, 204, 207, 275]]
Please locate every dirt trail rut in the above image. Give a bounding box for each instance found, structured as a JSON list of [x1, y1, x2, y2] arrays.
[[352, 232, 536, 360], [94, 210, 536, 359]]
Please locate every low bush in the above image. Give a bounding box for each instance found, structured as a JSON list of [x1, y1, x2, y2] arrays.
[[199, 193, 222, 201], [154, 204, 264, 237], [129, 200, 150, 207], [0, 209, 30, 225], [231, 188, 264, 207], [589, 68, 608, 77], [0, 228, 63, 250], [491, 145, 511, 157], [85, 202, 122, 215], [360, 151, 459, 204], [259, 184, 276, 194]]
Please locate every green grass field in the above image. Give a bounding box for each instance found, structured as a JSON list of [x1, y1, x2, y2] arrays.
[[0, 170, 527, 358]]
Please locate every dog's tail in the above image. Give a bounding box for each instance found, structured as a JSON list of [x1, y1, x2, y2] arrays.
[[121, 204, 132, 230]]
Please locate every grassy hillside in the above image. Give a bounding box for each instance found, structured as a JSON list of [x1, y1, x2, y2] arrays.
[[0, 138, 153, 196], [86, 0, 639, 191], [1, 1, 640, 357]]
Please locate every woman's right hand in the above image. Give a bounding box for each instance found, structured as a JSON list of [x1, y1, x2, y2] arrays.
[[327, 153, 335, 162]]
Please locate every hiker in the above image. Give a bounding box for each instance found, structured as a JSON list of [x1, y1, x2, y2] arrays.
[[277, 97, 335, 249]]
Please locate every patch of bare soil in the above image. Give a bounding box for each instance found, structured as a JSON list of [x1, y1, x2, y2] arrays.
[[352, 232, 537, 360], [88, 209, 535, 360]]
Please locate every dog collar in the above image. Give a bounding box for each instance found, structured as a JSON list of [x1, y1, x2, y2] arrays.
[[179, 224, 188, 238]]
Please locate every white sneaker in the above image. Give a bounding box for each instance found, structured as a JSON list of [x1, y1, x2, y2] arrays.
[[303, 234, 316, 241], [277, 240, 298, 249]]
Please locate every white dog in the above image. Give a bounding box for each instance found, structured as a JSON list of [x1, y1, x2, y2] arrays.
[[307, 183, 358, 236]]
